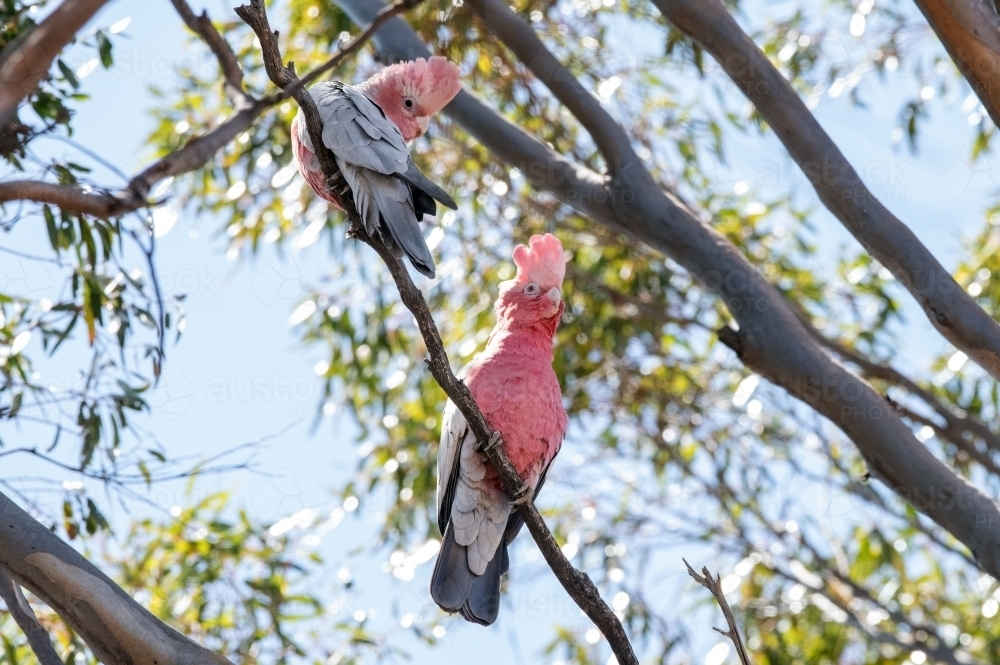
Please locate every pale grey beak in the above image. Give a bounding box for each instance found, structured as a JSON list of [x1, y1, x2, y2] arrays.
[[545, 287, 561, 305], [416, 116, 430, 133]]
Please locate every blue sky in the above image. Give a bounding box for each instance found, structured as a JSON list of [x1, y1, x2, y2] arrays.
[[1, 0, 997, 663]]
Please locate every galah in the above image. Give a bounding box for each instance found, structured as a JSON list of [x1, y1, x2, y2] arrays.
[[431, 233, 569, 625], [291, 57, 462, 278]]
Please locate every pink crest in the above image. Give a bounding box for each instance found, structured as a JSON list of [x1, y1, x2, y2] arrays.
[[512, 234, 566, 289], [379, 56, 461, 113]]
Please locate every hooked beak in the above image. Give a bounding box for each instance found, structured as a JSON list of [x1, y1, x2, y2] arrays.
[[545, 287, 561, 306], [416, 116, 430, 134]]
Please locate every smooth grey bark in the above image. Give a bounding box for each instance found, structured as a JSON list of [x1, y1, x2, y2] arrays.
[[654, 0, 1000, 384], [911, 0, 1000, 129], [0, 491, 234, 665], [0, 567, 63, 665], [336, 0, 1000, 577]]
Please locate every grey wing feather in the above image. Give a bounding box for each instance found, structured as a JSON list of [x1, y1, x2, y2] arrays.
[[460, 547, 503, 625], [370, 173, 435, 276], [337, 158, 382, 240], [430, 524, 474, 611], [397, 160, 458, 210], [339, 150, 436, 275], [437, 400, 466, 531], [311, 82, 409, 175]]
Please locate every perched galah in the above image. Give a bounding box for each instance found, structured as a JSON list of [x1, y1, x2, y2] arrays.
[[291, 57, 462, 278], [431, 233, 569, 625]]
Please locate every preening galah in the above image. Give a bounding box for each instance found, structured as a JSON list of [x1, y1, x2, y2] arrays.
[[431, 233, 569, 625], [291, 57, 462, 277]]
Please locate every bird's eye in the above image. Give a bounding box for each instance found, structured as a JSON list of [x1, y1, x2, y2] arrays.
[[404, 99, 414, 108], [524, 282, 540, 296]]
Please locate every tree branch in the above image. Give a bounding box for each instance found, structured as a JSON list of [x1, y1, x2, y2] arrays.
[[0, 0, 112, 127], [233, 2, 639, 662], [335, 0, 1000, 580], [911, 0, 1000, 128], [0, 566, 63, 665], [683, 560, 752, 665], [0, 491, 234, 665], [169, 0, 252, 108], [0, 180, 129, 217], [805, 320, 1000, 457], [653, 0, 1000, 384], [0, 102, 266, 217], [464, 0, 640, 173]]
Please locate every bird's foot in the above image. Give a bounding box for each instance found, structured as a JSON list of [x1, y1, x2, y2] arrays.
[[478, 432, 502, 453], [510, 484, 533, 507]]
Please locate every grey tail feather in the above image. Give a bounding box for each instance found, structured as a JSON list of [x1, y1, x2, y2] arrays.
[[398, 160, 458, 210], [370, 177, 436, 278], [430, 525, 473, 613], [430, 526, 503, 626], [380, 211, 435, 277], [412, 186, 437, 221]]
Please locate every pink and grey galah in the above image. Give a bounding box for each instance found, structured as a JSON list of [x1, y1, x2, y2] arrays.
[[291, 57, 462, 278], [431, 233, 569, 625]]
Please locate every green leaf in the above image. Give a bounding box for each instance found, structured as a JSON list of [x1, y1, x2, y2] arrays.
[[8, 392, 21, 418], [138, 460, 151, 486], [57, 57, 80, 88], [96, 30, 113, 68], [43, 204, 59, 252]]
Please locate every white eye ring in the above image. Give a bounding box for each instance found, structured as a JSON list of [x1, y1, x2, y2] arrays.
[[524, 282, 540, 296]]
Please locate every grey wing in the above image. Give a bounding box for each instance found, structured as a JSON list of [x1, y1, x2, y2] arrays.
[[336, 156, 380, 238], [311, 82, 410, 176], [312, 82, 457, 211], [396, 161, 457, 210], [339, 158, 435, 276], [437, 400, 466, 534]]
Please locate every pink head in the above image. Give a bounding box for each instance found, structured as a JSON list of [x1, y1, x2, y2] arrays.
[[359, 56, 462, 142], [496, 234, 567, 329]]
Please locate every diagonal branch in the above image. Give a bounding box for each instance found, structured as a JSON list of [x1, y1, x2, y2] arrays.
[[0, 566, 63, 665], [653, 0, 1000, 384], [233, 2, 639, 662], [683, 560, 752, 665], [335, 0, 1000, 581], [806, 323, 1000, 457], [0, 491, 234, 665], [169, 0, 252, 108], [0, 0, 112, 127], [464, 0, 639, 173], [911, 0, 1000, 128]]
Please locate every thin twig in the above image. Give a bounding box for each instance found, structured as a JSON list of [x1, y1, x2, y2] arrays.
[[0, 566, 64, 665], [233, 2, 638, 662], [169, 0, 251, 107], [683, 559, 752, 665]]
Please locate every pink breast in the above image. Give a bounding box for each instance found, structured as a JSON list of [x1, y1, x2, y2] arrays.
[[468, 358, 567, 490], [291, 118, 342, 209]]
